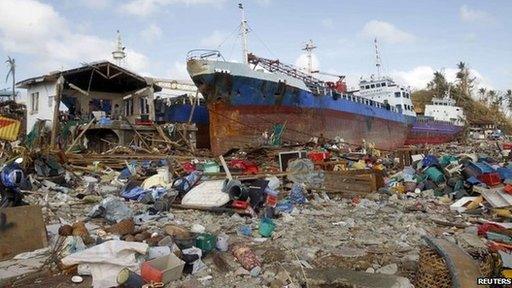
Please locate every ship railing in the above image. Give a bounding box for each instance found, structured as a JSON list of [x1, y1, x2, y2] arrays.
[[339, 93, 398, 113], [186, 49, 225, 61]]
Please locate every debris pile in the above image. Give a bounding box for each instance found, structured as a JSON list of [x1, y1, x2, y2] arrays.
[[2, 138, 512, 287]]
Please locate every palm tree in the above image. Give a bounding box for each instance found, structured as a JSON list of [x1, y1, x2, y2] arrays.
[[506, 89, 512, 111], [5, 56, 15, 101], [455, 61, 475, 101], [427, 71, 449, 96], [478, 87, 487, 102], [488, 90, 499, 110]]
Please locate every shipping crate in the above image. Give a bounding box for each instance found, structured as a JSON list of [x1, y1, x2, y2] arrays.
[[322, 170, 384, 197]]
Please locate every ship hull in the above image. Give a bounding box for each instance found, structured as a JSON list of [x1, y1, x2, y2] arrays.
[[405, 121, 463, 145], [187, 58, 410, 155], [208, 101, 409, 155]]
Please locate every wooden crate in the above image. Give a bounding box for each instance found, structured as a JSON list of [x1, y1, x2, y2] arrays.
[[322, 170, 383, 197]]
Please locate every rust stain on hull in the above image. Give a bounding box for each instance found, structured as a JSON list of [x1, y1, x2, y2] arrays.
[[208, 101, 408, 155]]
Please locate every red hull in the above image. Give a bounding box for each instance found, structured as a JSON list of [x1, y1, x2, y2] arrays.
[[405, 135, 457, 145], [404, 128, 463, 145], [208, 102, 409, 155]]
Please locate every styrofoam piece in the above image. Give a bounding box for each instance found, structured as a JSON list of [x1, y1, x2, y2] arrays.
[[450, 197, 477, 213], [181, 180, 230, 207]]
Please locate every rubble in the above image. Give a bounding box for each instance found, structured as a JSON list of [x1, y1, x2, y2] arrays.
[[3, 131, 512, 287]]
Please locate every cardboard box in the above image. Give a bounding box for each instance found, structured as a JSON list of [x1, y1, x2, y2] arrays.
[[141, 253, 185, 284]]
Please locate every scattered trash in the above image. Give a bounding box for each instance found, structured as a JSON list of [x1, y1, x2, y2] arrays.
[[88, 196, 134, 223], [141, 253, 185, 284]]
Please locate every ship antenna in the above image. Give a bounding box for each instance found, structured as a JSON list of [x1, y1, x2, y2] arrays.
[[239, 3, 249, 65], [112, 30, 126, 66], [302, 40, 317, 74], [374, 38, 382, 79]]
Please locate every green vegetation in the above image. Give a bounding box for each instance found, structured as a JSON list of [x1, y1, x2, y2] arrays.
[[411, 62, 512, 133]]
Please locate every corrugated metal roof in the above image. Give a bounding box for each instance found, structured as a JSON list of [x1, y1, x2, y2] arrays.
[[0, 116, 21, 141]]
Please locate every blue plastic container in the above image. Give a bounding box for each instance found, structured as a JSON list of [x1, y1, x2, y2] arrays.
[[422, 155, 439, 168], [497, 167, 512, 181], [467, 161, 494, 174]]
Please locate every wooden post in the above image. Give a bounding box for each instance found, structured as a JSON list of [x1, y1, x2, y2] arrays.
[[218, 155, 232, 180], [50, 76, 64, 149]]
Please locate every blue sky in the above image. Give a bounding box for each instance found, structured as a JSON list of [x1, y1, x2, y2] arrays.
[[0, 0, 511, 94]]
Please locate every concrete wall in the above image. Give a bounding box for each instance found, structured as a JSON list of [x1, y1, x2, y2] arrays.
[[26, 81, 57, 133]]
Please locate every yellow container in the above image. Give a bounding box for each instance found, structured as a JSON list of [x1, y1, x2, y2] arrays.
[[0, 116, 21, 141]]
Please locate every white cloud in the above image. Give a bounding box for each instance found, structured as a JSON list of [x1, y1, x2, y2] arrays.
[[79, 0, 110, 9], [166, 61, 190, 80], [361, 20, 416, 44], [294, 53, 320, 73], [121, 0, 225, 17], [200, 30, 228, 48], [141, 24, 163, 42], [321, 18, 334, 29], [460, 5, 493, 23], [391, 66, 434, 90], [0, 0, 149, 74], [390, 65, 493, 91], [464, 33, 477, 43], [255, 0, 271, 6]]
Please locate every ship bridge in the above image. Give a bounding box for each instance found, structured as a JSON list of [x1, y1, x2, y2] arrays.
[[357, 77, 416, 117]]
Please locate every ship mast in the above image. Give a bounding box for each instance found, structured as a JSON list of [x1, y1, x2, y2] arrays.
[[302, 40, 317, 75], [239, 3, 249, 65], [374, 38, 382, 79]]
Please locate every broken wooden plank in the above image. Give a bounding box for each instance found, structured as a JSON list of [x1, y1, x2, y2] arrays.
[[66, 118, 95, 153]]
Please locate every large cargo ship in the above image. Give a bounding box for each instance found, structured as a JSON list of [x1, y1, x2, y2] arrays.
[[356, 76, 465, 146], [405, 96, 465, 145], [186, 4, 464, 154]]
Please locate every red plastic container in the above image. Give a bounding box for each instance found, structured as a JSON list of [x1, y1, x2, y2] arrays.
[[265, 195, 278, 207], [232, 200, 249, 209], [503, 143, 512, 150], [307, 151, 330, 162], [478, 172, 501, 187], [505, 185, 512, 194]]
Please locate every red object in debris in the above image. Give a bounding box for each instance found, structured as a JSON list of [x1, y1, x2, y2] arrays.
[[134, 119, 153, 126], [477, 222, 507, 237], [244, 164, 259, 175], [182, 162, 196, 173], [308, 151, 330, 162], [140, 261, 163, 283], [503, 143, 512, 150], [232, 200, 249, 209], [229, 159, 259, 174], [488, 241, 512, 252], [265, 195, 278, 208], [351, 195, 361, 205], [505, 185, 512, 195], [477, 173, 501, 186]]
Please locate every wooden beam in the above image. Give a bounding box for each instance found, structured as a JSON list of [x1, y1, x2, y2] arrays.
[[50, 76, 64, 149], [65, 118, 95, 153], [68, 83, 89, 96]]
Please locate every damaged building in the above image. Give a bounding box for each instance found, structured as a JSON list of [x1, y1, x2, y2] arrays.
[[16, 62, 206, 152]]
